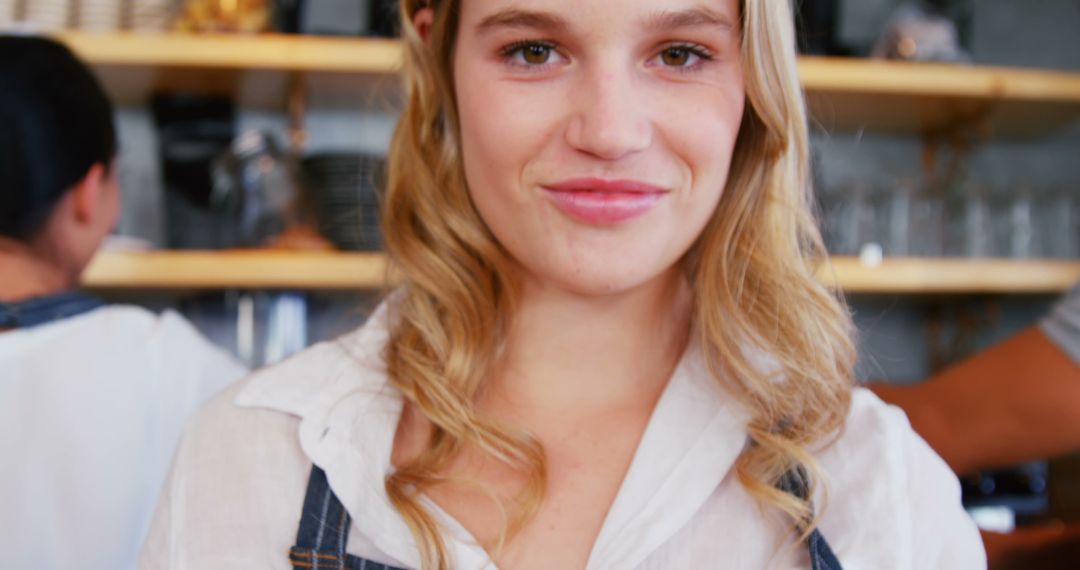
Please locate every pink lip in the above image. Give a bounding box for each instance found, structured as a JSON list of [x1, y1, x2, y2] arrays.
[[542, 178, 667, 225]]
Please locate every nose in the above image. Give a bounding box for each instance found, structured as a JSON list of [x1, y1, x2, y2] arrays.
[[564, 65, 652, 161]]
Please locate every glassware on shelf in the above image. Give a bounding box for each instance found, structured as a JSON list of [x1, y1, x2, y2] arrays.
[[815, 182, 843, 255], [910, 180, 946, 257], [819, 179, 875, 256], [75, 0, 122, 31], [128, 0, 174, 31], [876, 178, 916, 257], [821, 176, 951, 260], [946, 179, 995, 258], [871, 177, 951, 259], [10, 0, 174, 31], [209, 130, 304, 248], [820, 173, 1078, 261], [23, 0, 71, 29], [1038, 185, 1079, 259], [991, 182, 1036, 259]]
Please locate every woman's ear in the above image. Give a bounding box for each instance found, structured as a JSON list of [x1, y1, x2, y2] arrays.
[[413, 7, 434, 42], [70, 164, 106, 225]]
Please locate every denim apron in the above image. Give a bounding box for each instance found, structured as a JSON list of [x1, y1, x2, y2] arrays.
[[289, 464, 844, 570], [0, 291, 105, 329]]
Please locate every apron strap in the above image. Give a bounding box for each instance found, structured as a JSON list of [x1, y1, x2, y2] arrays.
[[290, 464, 844, 569], [290, 465, 408, 570], [0, 291, 105, 329], [778, 466, 845, 570]]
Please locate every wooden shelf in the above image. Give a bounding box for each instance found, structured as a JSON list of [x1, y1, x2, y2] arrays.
[[54, 32, 1080, 134], [56, 31, 402, 72], [800, 56, 1080, 137], [56, 31, 403, 108], [821, 256, 1080, 294], [82, 250, 1080, 294], [82, 250, 391, 290]]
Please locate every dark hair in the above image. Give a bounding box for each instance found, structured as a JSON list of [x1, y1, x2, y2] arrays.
[[0, 35, 117, 240]]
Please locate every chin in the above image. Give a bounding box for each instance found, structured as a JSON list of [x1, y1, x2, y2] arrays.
[[529, 259, 677, 299]]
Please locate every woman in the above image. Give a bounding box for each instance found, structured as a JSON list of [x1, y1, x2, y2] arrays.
[[0, 36, 245, 570], [140, 0, 985, 568]]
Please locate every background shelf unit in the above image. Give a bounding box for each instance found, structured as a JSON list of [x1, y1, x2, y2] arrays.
[[82, 251, 1080, 294], [55, 32, 1080, 295], [57, 32, 1080, 135]]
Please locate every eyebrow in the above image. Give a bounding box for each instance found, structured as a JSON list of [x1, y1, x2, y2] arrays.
[[473, 5, 736, 37], [475, 9, 572, 35], [645, 7, 737, 33]]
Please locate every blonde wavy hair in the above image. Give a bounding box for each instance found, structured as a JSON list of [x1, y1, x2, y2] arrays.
[[381, 0, 856, 567]]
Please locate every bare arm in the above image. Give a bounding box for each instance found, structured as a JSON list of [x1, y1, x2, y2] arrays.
[[870, 326, 1080, 476]]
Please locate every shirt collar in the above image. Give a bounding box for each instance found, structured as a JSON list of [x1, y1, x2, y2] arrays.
[[235, 299, 750, 570], [235, 300, 438, 568]]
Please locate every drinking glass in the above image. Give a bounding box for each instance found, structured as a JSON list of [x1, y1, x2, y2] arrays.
[[946, 179, 994, 258], [1039, 185, 1079, 259]]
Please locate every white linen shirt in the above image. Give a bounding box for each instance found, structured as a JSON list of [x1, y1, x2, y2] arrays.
[[0, 305, 246, 570], [140, 302, 986, 569]]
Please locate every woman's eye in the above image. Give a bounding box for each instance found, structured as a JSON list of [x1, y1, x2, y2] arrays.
[[503, 42, 560, 66], [522, 44, 553, 64], [654, 44, 713, 69], [661, 47, 693, 66]]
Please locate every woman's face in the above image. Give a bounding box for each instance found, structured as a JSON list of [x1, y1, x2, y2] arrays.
[[453, 0, 745, 296]]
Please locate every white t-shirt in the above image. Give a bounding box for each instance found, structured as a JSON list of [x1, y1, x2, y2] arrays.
[[141, 302, 986, 569], [0, 305, 247, 570]]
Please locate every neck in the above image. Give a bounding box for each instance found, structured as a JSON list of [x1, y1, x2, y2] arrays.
[[0, 240, 73, 302], [489, 269, 693, 415]]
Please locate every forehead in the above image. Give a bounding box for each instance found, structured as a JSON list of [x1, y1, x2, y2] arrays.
[[457, 0, 740, 37]]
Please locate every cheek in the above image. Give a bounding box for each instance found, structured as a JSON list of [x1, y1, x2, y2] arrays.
[[683, 85, 744, 163], [455, 64, 560, 225], [457, 76, 555, 174], [650, 89, 745, 262], [457, 83, 512, 235], [667, 92, 745, 208]]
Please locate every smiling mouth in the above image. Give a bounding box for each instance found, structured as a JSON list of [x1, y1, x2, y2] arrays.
[[541, 178, 668, 225]]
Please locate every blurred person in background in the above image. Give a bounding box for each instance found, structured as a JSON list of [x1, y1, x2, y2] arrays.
[[872, 282, 1080, 569], [0, 35, 246, 570]]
